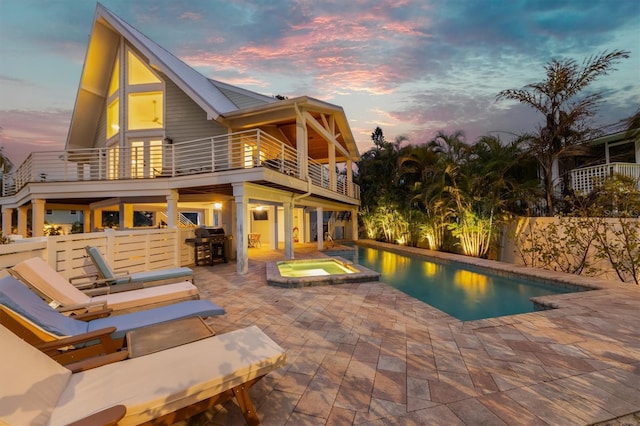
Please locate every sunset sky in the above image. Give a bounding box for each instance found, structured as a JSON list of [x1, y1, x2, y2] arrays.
[[1, 0, 638, 165]]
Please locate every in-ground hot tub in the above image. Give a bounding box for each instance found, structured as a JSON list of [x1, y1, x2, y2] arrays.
[[266, 257, 380, 288]]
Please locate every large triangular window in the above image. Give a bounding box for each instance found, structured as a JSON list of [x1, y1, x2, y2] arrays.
[[128, 51, 161, 85]]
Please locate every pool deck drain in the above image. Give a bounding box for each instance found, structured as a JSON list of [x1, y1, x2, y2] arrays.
[[185, 241, 640, 425]]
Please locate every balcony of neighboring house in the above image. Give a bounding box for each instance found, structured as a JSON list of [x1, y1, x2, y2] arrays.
[[569, 128, 640, 195], [1, 128, 360, 201], [570, 162, 640, 194]]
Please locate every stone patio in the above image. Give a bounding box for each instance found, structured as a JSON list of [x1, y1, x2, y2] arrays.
[[186, 242, 640, 425]]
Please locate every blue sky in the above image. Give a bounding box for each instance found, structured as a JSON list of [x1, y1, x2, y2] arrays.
[[1, 0, 638, 165]]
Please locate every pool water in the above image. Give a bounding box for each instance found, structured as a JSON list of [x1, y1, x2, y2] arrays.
[[344, 245, 574, 321], [277, 259, 356, 277]]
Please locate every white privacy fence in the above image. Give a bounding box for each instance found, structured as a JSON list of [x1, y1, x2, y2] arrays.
[[0, 228, 198, 279]]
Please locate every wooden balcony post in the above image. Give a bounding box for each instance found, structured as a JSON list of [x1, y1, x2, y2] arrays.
[[1, 207, 12, 237], [31, 199, 45, 237]]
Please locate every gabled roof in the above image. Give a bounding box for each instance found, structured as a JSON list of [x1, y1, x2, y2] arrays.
[[65, 3, 359, 161], [66, 3, 275, 149]]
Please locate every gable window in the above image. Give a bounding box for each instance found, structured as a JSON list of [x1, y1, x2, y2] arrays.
[[107, 99, 120, 138], [105, 47, 165, 178], [128, 51, 161, 85], [106, 56, 120, 139], [108, 57, 119, 96], [128, 92, 163, 130]]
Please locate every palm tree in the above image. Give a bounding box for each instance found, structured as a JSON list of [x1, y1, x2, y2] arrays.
[[496, 50, 630, 215]]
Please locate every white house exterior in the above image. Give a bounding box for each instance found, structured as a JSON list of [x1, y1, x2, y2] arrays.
[[569, 123, 640, 194], [0, 4, 361, 273]]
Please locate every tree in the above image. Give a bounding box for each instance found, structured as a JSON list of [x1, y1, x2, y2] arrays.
[[356, 127, 404, 211], [496, 50, 630, 215]]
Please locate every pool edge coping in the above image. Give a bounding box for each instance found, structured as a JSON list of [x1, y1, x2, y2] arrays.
[[266, 256, 381, 288]]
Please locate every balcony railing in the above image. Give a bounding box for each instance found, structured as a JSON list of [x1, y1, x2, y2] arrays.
[[1, 129, 359, 200], [570, 162, 640, 194]]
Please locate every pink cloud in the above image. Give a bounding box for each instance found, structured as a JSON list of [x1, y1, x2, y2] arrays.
[[180, 11, 202, 21], [0, 109, 69, 165], [180, 7, 432, 97]]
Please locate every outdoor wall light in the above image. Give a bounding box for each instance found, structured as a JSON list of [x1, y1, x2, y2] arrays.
[[213, 202, 222, 210]]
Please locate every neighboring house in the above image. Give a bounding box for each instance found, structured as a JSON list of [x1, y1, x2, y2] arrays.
[[569, 121, 640, 194], [0, 3, 361, 273]]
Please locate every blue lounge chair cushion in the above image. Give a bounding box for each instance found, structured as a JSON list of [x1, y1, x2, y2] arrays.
[[0, 276, 88, 336], [0, 276, 225, 340], [85, 246, 192, 285], [88, 300, 225, 340], [123, 267, 194, 285]]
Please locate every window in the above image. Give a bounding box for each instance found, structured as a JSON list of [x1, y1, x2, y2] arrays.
[[128, 51, 161, 85], [107, 99, 120, 138], [106, 56, 120, 139], [107, 144, 120, 180], [128, 92, 163, 130], [108, 57, 119, 96]]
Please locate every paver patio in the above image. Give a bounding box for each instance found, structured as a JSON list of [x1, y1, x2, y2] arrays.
[[185, 242, 640, 425]]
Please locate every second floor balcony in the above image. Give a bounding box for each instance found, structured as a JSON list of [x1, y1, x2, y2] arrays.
[[570, 162, 640, 194], [2, 129, 360, 201]]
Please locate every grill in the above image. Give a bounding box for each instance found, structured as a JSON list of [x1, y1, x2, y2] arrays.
[[186, 227, 230, 266]]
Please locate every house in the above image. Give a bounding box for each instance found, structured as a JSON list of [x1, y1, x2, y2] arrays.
[[0, 3, 361, 273], [569, 121, 640, 194]]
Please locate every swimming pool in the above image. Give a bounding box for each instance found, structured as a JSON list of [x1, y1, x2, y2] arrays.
[[343, 244, 578, 321]]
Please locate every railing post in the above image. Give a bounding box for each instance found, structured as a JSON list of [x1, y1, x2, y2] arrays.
[[256, 129, 261, 167]]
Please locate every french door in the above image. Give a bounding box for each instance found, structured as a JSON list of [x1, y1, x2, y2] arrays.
[[130, 138, 163, 178]]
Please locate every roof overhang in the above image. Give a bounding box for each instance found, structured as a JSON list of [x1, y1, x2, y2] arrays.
[[222, 96, 360, 161]]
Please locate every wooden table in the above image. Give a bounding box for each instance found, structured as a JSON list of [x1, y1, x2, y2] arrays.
[[126, 316, 215, 358]]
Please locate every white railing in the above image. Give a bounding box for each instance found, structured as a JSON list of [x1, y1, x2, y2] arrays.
[[158, 211, 196, 227], [308, 158, 358, 198], [1, 129, 359, 200], [570, 162, 640, 194]]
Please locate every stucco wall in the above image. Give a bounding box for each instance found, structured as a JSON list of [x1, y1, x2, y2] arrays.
[[500, 216, 639, 282]]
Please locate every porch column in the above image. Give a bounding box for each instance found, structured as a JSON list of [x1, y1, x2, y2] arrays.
[[166, 190, 179, 228], [17, 206, 28, 237], [316, 207, 324, 250], [83, 208, 91, 233], [119, 204, 134, 229], [304, 209, 311, 243], [269, 206, 278, 250], [283, 201, 294, 259], [93, 208, 103, 231], [203, 206, 214, 227], [351, 208, 359, 240], [31, 199, 45, 237], [346, 160, 353, 197], [329, 143, 336, 191], [233, 183, 249, 274], [2, 207, 12, 237], [294, 104, 308, 180]]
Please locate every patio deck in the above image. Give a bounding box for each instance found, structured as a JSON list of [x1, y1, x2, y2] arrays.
[[187, 243, 640, 425]]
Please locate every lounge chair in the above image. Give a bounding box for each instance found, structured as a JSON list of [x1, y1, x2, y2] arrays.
[[84, 245, 194, 288], [0, 275, 224, 363], [0, 322, 286, 425], [11, 257, 200, 313]]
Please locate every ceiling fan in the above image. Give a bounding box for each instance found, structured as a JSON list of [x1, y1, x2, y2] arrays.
[[148, 100, 162, 125]]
